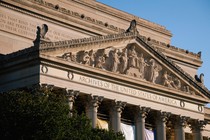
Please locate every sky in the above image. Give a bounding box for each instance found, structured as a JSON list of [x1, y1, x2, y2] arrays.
[[97, 0, 210, 93]]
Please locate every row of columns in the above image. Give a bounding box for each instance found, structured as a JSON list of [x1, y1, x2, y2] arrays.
[[53, 87, 206, 140]]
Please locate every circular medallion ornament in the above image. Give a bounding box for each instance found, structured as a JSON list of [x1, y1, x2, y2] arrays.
[[198, 105, 203, 112], [67, 71, 74, 80], [180, 101, 185, 108], [41, 65, 48, 74]]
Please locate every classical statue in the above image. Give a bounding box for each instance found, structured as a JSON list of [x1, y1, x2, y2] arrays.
[[60, 52, 77, 62], [146, 58, 162, 83], [147, 59, 156, 82], [110, 49, 120, 72], [128, 46, 138, 68], [119, 49, 128, 74], [82, 51, 90, 65], [162, 71, 173, 88], [63, 53, 72, 61], [89, 50, 95, 67], [138, 53, 147, 79], [126, 19, 139, 34], [183, 86, 190, 93], [95, 55, 105, 69], [174, 78, 181, 89]]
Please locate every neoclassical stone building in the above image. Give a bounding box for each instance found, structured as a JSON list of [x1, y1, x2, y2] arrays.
[[0, 0, 210, 140]]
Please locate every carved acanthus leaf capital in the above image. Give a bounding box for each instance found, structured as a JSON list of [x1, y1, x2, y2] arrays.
[[113, 101, 126, 113], [87, 95, 104, 108], [66, 90, 80, 102], [159, 111, 171, 123], [175, 116, 190, 128], [190, 119, 207, 131], [136, 106, 150, 118]]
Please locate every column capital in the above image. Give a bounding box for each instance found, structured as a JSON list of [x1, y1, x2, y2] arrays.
[[190, 119, 207, 131], [158, 111, 171, 123], [86, 95, 103, 128], [87, 94, 104, 108], [113, 100, 126, 113], [40, 84, 54, 92], [175, 116, 190, 128], [135, 106, 150, 118], [66, 90, 80, 101]]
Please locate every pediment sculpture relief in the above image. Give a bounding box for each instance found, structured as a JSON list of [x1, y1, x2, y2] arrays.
[[58, 44, 197, 95]]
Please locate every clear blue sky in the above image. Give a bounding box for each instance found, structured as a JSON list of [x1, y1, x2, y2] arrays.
[[97, 0, 210, 94]]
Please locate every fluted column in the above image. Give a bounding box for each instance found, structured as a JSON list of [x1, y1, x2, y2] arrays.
[[191, 120, 206, 140], [135, 106, 150, 140], [66, 90, 79, 117], [86, 95, 104, 128], [155, 111, 171, 140], [174, 116, 189, 140], [110, 101, 126, 132]]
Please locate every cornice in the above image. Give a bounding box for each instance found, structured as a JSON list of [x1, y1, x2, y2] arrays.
[[39, 32, 136, 52]]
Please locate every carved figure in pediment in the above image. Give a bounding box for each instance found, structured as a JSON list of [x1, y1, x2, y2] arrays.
[[89, 50, 96, 67], [82, 51, 90, 65], [128, 46, 139, 68], [162, 71, 181, 89], [60, 52, 77, 62], [71, 52, 77, 62], [183, 85, 190, 93], [110, 49, 120, 72], [174, 78, 181, 89], [95, 55, 105, 69], [119, 49, 128, 74], [147, 59, 161, 83], [138, 53, 147, 79], [162, 71, 173, 88]]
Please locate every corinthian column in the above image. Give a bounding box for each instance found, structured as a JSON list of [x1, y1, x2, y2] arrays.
[[135, 106, 150, 140], [174, 116, 189, 140], [86, 95, 104, 128], [190, 120, 206, 140], [110, 101, 126, 132], [155, 111, 171, 140], [66, 90, 79, 117]]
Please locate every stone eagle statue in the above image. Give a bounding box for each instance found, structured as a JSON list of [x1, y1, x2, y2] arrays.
[[126, 19, 139, 34], [195, 73, 204, 84]]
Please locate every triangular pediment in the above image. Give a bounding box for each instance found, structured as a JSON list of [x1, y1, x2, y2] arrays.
[[39, 32, 210, 100]]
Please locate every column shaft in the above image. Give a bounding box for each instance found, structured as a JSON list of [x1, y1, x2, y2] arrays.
[[174, 116, 188, 140], [110, 101, 126, 132], [155, 111, 170, 140], [86, 95, 103, 128], [135, 106, 150, 140]]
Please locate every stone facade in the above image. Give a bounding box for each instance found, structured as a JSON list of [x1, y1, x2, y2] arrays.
[[1, 0, 210, 139]]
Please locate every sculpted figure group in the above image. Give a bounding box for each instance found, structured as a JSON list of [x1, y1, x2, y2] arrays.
[[59, 45, 195, 94]]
